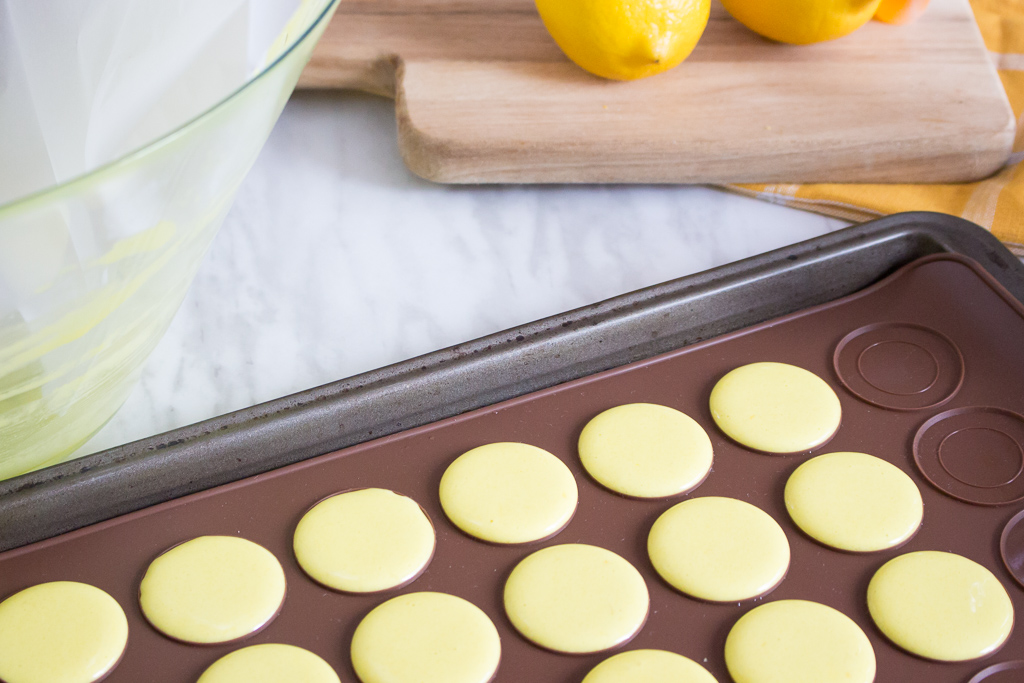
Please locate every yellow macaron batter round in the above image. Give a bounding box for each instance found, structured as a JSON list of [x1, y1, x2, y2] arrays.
[[725, 600, 875, 683], [578, 403, 713, 499], [582, 649, 718, 683], [710, 362, 842, 454], [648, 496, 790, 602], [785, 451, 923, 552], [504, 543, 649, 654], [0, 581, 129, 683], [867, 551, 1014, 661], [351, 592, 501, 683]]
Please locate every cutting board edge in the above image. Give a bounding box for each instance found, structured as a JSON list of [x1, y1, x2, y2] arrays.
[[395, 96, 1015, 185]]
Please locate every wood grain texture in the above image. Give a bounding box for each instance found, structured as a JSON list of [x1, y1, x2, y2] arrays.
[[298, 0, 1015, 184]]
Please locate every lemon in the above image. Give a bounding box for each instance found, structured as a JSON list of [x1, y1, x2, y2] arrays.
[[874, 0, 930, 24], [535, 0, 711, 80], [719, 0, 883, 44]]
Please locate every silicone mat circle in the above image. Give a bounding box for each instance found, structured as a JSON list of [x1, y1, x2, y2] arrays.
[[968, 661, 1024, 683], [914, 407, 1024, 505], [1000, 509, 1024, 589], [834, 323, 963, 411]]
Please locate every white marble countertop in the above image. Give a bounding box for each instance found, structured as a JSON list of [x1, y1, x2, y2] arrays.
[[74, 91, 848, 458]]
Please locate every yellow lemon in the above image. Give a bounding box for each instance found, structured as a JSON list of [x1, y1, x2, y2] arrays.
[[874, 0, 930, 24], [719, 0, 883, 44], [534, 0, 711, 80]]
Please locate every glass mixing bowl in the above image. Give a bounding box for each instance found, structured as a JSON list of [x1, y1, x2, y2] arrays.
[[0, 0, 340, 478]]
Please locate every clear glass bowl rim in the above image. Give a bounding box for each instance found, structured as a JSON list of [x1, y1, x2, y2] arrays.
[[0, 0, 340, 220]]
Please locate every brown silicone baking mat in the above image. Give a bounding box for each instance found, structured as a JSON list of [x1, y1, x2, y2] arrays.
[[1, 251, 1023, 682]]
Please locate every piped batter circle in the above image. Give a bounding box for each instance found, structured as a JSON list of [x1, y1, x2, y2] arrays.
[[724, 600, 875, 683], [294, 488, 435, 592], [648, 497, 790, 602], [968, 661, 1024, 683], [578, 404, 713, 498], [914, 407, 1024, 505], [709, 362, 841, 454], [139, 535, 286, 644], [784, 451, 923, 552], [581, 649, 718, 683], [834, 323, 963, 411], [197, 644, 341, 683], [0, 581, 128, 683], [351, 591, 500, 683], [504, 543, 649, 654], [1001, 508, 1024, 589], [867, 550, 1014, 661], [439, 443, 577, 544]]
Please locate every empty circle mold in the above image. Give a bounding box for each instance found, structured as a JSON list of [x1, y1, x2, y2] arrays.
[[1000, 509, 1024, 589], [834, 323, 963, 411], [914, 408, 1024, 505], [940, 429, 1023, 489], [968, 661, 1024, 683]]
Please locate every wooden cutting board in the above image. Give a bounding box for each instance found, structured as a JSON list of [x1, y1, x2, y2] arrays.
[[298, 0, 1014, 184]]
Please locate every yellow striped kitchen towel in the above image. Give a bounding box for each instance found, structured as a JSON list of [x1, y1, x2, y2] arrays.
[[729, 0, 1024, 256]]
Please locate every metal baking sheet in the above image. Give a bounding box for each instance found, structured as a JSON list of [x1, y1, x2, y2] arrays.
[[2, 211, 1022, 553], [3, 249, 1024, 683]]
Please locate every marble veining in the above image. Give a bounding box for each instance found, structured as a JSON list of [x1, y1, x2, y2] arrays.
[[74, 91, 847, 458]]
